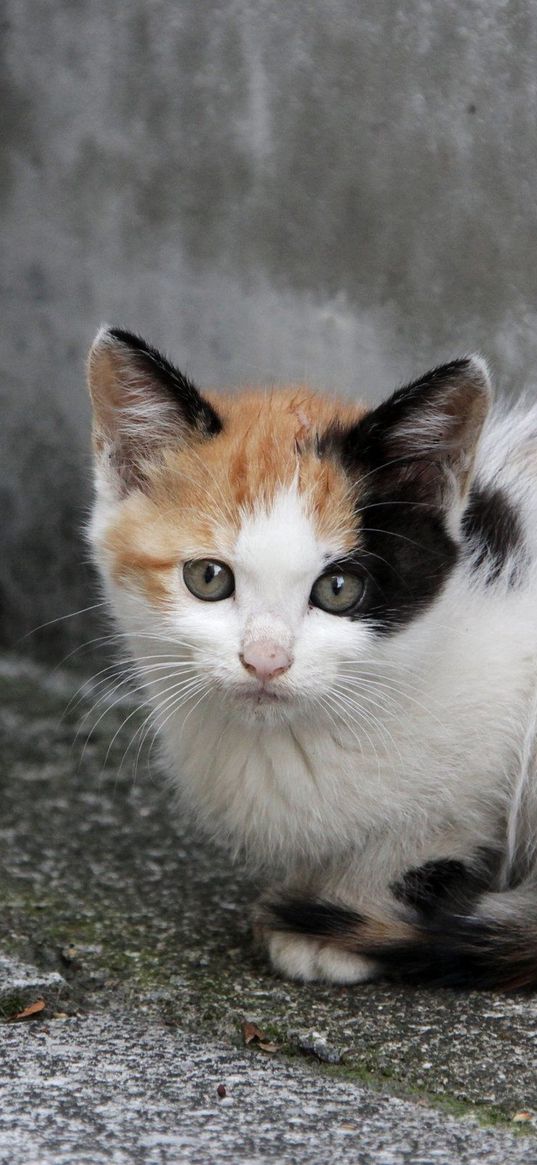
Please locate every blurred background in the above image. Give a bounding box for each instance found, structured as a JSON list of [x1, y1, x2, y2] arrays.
[[3, 0, 537, 662]]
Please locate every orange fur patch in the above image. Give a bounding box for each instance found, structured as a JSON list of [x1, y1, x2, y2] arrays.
[[102, 386, 366, 601]]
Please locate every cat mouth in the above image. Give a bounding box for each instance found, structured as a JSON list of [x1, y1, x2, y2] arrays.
[[234, 683, 292, 705]]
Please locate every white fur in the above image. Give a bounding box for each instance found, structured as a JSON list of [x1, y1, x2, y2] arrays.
[[89, 396, 537, 983], [267, 932, 377, 984]]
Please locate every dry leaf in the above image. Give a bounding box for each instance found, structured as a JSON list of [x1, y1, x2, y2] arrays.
[[242, 1021, 262, 1045], [242, 1021, 280, 1053], [6, 998, 46, 1023], [512, 1111, 533, 1123]]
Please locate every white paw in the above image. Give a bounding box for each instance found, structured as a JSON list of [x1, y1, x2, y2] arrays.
[[267, 931, 379, 984], [314, 944, 379, 984]]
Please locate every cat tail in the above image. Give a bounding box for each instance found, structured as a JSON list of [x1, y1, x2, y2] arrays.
[[261, 861, 537, 990]]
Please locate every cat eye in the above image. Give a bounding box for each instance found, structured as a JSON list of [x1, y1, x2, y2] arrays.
[[310, 569, 365, 615], [183, 559, 235, 602]]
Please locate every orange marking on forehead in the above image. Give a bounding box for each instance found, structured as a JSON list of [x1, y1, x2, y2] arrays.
[[152, 386, 365, 534]]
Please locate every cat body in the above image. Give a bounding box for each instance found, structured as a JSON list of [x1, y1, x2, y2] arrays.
[[87, 327, 537, 988]]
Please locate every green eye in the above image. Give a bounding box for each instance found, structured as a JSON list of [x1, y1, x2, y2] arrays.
[[183, 559, 235, 602], [310, 570, 365, 615]]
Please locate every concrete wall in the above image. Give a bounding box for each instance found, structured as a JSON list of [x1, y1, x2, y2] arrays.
[[3, 0, 537, 657]]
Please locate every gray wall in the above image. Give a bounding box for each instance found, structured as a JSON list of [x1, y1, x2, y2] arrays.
[[3, 0, 537, 658]]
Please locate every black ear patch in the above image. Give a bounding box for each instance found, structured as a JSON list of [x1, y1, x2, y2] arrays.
[[107, 328, 222, 438], [330, 356, 491, 504], [318, 357, 491, 634]]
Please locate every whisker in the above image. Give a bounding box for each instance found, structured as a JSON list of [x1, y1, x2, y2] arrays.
[[337, 671, 444, 725], [22, 601, 107, 640], [108, 675, 207, 778], [155, 679, 212, 745], [63, 655, 198, 718], [77, 669, 202, 767], [113, 683, 197, 787], [53, 628, 197, 672], [356, 500, 436, 513], [319, 689, 383, 780], [360, 526, 442, 555], [355, 449, 451, 489], [141, 680, 213, 778], [336, 677, 401, 713], [332, 685, 405, 771], [73, 662, 200, 735], [313, 692, 355, 748], [335, 680, 400, 764], [129, 677, 209, 782]]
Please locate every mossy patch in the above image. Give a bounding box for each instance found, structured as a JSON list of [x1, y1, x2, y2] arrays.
[[0, 993, 28, 1021]]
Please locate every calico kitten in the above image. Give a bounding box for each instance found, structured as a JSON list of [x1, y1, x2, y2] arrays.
[[87, 326, 537, 989]]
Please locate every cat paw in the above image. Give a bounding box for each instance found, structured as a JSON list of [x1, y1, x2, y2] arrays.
[[267, 931, 379, 984]]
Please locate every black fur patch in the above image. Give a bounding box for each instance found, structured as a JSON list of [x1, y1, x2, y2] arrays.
[[346, 497, 458, 633], [313, 488, 459, 633], [267, 896, 365, 939], [392, 859, 472, 916], [109, 328, 222, 437], [462, 484, 523, 584], [364, 922, 493, 989], [361, 913, 536, 991]]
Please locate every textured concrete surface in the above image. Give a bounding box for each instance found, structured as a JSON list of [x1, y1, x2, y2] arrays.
[[4, 1, 537, 653], [1, 653, 537, 1162], [2, 1018, 537, 1165]]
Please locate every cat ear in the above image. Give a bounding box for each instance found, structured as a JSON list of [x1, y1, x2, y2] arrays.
[[338, 356, 492, 510], [87, 327, 222, 494]]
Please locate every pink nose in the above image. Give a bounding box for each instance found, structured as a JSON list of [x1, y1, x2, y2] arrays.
[[239, 640, 292, 682]]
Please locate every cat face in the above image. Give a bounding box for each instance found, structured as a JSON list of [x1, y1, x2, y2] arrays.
[[87, 328, 491, 725], [110, 481, 377, 724]]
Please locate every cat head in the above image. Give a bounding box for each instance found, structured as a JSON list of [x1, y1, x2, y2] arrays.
[[87, 327, 491, 724]]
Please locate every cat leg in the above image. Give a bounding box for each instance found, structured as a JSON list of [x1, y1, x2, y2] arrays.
[[254, 886, 380, 983], [258, 852, 501, 986]]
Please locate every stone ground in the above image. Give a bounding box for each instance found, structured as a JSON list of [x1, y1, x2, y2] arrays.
[[1, 654, 537, 1164]]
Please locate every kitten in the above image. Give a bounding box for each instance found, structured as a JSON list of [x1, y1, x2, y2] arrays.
[[87, 326, 537, 989]]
